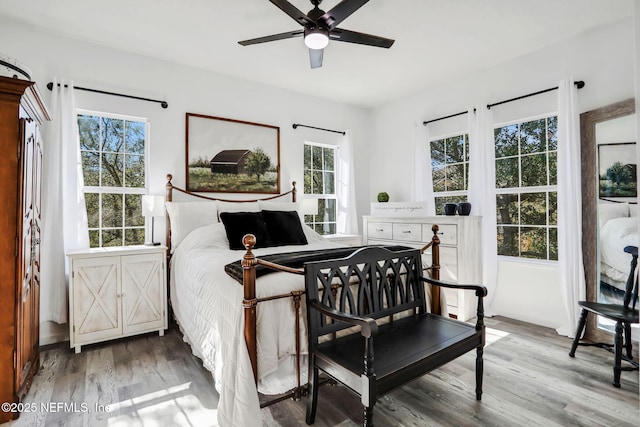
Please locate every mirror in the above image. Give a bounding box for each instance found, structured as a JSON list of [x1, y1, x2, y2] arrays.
[[580, 98, 636, 343]]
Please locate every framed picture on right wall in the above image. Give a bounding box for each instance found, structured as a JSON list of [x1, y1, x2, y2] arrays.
[[598, 142, 637, 198]]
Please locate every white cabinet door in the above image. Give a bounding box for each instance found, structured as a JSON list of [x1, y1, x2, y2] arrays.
[[122, 253, 165, 335], [71, 257, 122, 345]]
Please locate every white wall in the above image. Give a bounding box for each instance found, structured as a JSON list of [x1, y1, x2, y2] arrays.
[[0, 18, 373, 344], [370, 19, 637, 329]]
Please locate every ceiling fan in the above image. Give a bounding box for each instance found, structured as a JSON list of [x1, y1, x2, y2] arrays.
[[238, 0, 394, 69]]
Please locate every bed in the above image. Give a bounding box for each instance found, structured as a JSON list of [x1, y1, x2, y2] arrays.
[[164, 174, 443, 426], [599, 202, 638, 291]]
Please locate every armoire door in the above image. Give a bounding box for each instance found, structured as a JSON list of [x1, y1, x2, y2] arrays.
[[15, 117, 40, 398]]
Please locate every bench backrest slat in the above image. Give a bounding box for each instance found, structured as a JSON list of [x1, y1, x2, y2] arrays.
[[305, 246, 426, 340]]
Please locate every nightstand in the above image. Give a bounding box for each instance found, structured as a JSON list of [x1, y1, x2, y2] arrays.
[[67, 245, 168, 353], [323, 234, 362, 247]]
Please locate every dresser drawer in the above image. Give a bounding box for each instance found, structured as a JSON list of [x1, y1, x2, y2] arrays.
[[392, 223, 422, 242], [367, 222, 392, 240], [423, 223, 457, 245]]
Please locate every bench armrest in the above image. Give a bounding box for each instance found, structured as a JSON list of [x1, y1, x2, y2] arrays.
[[309, 300, 379, 338], [422, 276, 488, 297]]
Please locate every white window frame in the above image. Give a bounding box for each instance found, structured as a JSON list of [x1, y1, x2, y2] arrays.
[[78, 109, 150, 247], [303, 141, 338, 235], [494, 112, 558, 262]]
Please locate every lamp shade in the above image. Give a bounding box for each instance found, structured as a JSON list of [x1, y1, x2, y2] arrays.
[[301, 198, 319, 216], [141, 195, 165, 218]]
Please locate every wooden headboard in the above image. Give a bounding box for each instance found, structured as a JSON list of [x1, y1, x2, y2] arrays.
[[164, 173, 297, 252]]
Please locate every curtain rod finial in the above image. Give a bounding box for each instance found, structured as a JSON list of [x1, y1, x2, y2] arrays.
[[292, 124, 298, 129], [575, 80, 585, 89]]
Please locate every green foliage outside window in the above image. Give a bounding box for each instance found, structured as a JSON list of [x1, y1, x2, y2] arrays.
[[431, 134, 469, 213], [495, 116, 558, 260], [79, 114, 147, 248]]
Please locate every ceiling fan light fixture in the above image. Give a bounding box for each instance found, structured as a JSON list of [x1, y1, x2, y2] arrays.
[[304, 28, 329, 49]]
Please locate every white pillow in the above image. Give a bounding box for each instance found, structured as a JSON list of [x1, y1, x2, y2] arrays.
[[258, 200, 299, 212], [165, 201, 218, 251], [217, 201, 260, 221], [598, 202, 629, 227], [630, 204, 638, 218]]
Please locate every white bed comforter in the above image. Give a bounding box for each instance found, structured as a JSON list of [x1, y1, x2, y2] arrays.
[[600, 217, 638, 289], [170, 223, 344, 427]]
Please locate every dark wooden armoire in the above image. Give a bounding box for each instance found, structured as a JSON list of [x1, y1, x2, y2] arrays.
[[0, 75, 50, 423]]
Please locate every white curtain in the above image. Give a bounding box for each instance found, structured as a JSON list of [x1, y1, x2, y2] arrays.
[[556, 78, 586, 337], [337, 130, 358, 234], [40, 79, 90, 324], [412, 121, 436, 215], [468, 106, 498, 315]]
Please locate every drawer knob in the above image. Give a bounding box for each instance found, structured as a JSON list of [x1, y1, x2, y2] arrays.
[[402, 230, 411, 234], [376, 228, 384, 232]]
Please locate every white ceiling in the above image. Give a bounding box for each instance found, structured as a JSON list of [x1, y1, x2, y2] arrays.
[[0, 0, 633, 108]]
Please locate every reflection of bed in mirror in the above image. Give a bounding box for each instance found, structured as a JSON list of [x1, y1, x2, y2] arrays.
[[598, 202, 638, 298]]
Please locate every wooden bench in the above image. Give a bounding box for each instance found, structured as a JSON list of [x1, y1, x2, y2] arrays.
[[304, 246, 487, 426]]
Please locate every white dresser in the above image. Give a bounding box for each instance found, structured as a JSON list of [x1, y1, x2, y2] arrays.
[[67, 245, 168, 353], [363, 216, 482, 321]]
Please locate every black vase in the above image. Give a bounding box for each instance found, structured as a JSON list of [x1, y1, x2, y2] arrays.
[[457, 202, 472, 216], [444, 203, 457, 216]]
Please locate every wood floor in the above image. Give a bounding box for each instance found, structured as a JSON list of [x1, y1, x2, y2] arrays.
[[6, 316, 639, 427]]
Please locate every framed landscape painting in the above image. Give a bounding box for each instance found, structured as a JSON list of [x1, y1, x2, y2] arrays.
[[598, 142, 637, 198], [186, 113, 280, 193]]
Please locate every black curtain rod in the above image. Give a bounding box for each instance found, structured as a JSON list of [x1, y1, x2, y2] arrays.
[[423, 80, 585, 125], [292, 123, 345, 135], [46, 82, 168, 108]]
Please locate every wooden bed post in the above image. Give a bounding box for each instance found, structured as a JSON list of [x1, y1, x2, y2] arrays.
[[431, 225, 441, 315], [165, 174, 173, 253], [242, 234, 259, 383], [291, 181, 297, 202]]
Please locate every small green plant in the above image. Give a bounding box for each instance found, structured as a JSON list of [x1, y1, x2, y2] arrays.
[[377, 192, 389, 202]]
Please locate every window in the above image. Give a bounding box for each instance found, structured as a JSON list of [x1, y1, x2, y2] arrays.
[[78, 112, 148, 248], [303, 142, 336, 235], [495, 116, 558, 260], [430, 133, 469, 214]]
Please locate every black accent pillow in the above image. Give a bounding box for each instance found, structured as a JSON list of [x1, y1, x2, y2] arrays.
[[219, 212, 272, 250], [261, 210, 308, 246]]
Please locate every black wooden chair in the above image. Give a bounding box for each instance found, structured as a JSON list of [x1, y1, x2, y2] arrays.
[[304, 246, 486, 427], [569, 245, 639, 387]]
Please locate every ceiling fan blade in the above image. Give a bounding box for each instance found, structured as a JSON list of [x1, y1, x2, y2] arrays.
[[309, 48, 323, 69], [269, 0, 314, 26], [330, 28, 394, 48], [238, 30, 303, 46], [320, 0, 369, 29]]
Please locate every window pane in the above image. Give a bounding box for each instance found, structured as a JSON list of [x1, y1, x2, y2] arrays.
[[445, 164, 465, 191], [548, 152, 557, 185], [520, 227, 546, 259], [303, 170, 312, 193], [549, 227, 558, 261], [520, 119, 546, 154], [547, 117, 558, 151], [495, 157, 519, 188], [497, 226, 519, 256], [304, 144, 311, 169], [125, 154, 145, 188], [549, 192, 558, 225], [102, 118, 124, 153], [102, 193, 123, 228], [323, 198, 336, 221], [101, 153, 123, 187], [464, 135, 469, 161], [323, 147, 334, 171], [445, 136, 464, 163], [82, 151, 100, 186], [125, 228, 145, 246], [495, 124, 518, 158], [431, 139, 445, 166], [102, 229, 123, 247], [432, 167, 446, 192], [312, 145, 322, 169], [312, 171, 323, 194], [124, 194, 143, 227], [125, 121, 145, 154], [496, 194, 518, 224], [89, 230, 100, 248], [324, 171, 335, 194], [85, 193, 100, 228], [520, 192, 546, 225], [78, 115, 100, 150], [521, 153, 547, 187], [435, 195, 466, 215]]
